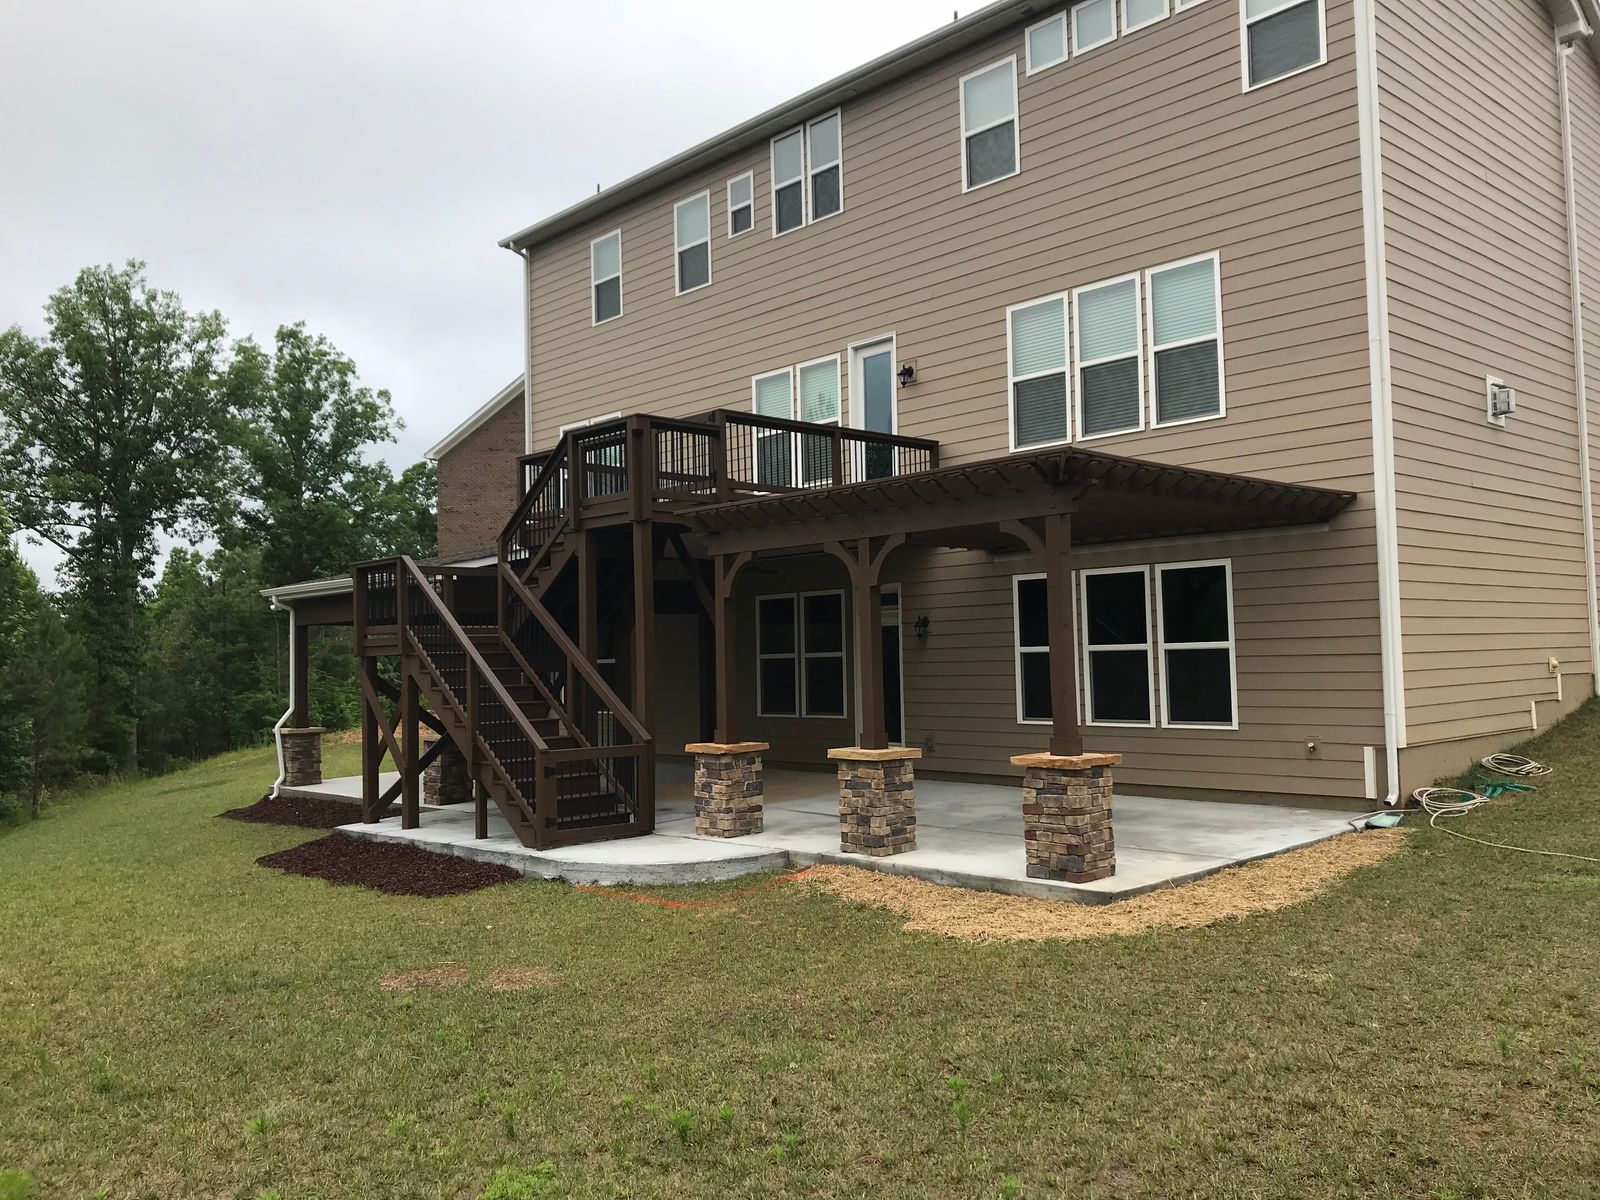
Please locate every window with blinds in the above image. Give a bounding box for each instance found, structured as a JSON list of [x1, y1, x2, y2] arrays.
[[1074, 275, 1143, 437], [808, 113, 843, 222], [771, 129, 806, 236], [590, 230, 622, 325], [1148, 254, 1224, 426], [771, 111, 845, 236], [1243, 0, 1325, 89], [673, 193, 711, 294], [1008, 295, 1069, 449], [796, 357, 841, 485], [1071, 0, 1116, 52], [727, 172, 754, 238], [960, 58, 1019, 191], [752, 368, 794, 486], [1122, 0, 1169, 32]]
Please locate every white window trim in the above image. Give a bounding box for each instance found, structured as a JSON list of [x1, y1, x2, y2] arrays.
[[673, 191, 712, 296], [1005, 292, 1071, 451], [1174, 0, 1211, 8], [1080, 565, 1157, 728], [589, 229, 622, 327], [751, 367, 795, 417], [806, 110, 844, 225], [1145, 250, 1227, 429], [847, 333, 898, 434], [958, 56, 1021, 193], [1240, 0, 1327, 93], [756, 594, 799, 718], [1072, 273, 1146, 442], [751, 366, 797, 488], [800, 589, 848, 719], [1011, 573, 1083, 726], [1155, 558, 1239, 731], [726, 171, 754, 239], [1072, 0, 1118, 54], [1025, 11, 1069, 74], [794, 353, 843, 426], [1122, 0, 1171, 34], [770, 127, 807, 238]]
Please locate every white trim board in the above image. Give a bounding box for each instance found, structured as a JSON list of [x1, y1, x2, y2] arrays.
[[427, 374, 525, 461]]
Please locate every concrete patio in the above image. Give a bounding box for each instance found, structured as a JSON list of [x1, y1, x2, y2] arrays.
[[281, 766, 1365, 904]]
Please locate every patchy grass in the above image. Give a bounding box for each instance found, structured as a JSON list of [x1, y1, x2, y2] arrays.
[[2, 718, 1600, 1198]]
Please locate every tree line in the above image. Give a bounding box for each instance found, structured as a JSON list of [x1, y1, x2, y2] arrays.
[[0, 261, 436, 822]]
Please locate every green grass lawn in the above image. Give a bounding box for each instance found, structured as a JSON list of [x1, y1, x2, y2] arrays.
[[3, 715, 1599, 1200]]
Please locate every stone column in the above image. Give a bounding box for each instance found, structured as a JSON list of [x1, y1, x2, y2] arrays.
[[280, 727, 326, 787], [1011, 752, 1120, 882], [828, 746, 922, 857], [686, 742, 769, 837]]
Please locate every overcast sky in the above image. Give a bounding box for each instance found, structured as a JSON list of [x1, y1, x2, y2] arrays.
[[1, 0, 956, 584]]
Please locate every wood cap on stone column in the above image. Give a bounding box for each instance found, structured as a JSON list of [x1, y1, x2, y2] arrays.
[[827, 746, 924, 761], [1010, 751, 1122, 769], [685, 742, 770, 754]]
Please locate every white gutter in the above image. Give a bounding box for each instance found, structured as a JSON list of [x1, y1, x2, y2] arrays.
[[259, 575, 353, 602], [523, 248, 535, 454], [1354, 0, 1406, 804], [267, 596, 296, 799], [1558, 42, 1600, 684]]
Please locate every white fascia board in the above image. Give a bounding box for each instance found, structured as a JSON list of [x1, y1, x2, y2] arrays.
[[425, 375, 525, 461]]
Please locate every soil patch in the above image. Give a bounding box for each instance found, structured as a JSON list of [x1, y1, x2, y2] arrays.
[[221, 792, 376, 830], [484, 965, 561, 992], [380, 965, 469, 991], [256, 833, 519, 896], [801, 829, 1408, 943]]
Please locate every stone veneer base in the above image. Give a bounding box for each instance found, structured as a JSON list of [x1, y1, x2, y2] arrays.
[[689, 742, 769, 838], [280, 727, 326, 788], [829, 747, 922, 858], [1011, 751, 1120, 883]]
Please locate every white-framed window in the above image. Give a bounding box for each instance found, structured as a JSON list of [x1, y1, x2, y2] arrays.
[[1072, 0, 1117, 52], [1074, 274, 1144, 438], [1241, 0, 1326, 90], [1122, 0, 1170, 32], [1012, 574, 1054, 724], [1174, 0, 1210, 8], [771, 128, 807, 236], [1156, 560, 1237, 728], [727, 172, 754, 238], [673, 192, 711, 295], [752, 368, 795, 487], [800, 590, 847, 718], [1147, 252, 1225, 426], [757, 594, 799, 717], [1081, 567, 1155, 726], [807, 111, 843, 223], [1007, 294, 1070, 449], [795, 355, 842, 485], [1026, 12, 1069, 74], [959, 57, 1020, 192], [590, 230, 622, 325]]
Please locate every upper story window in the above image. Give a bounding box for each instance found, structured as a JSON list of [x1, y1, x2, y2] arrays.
[[1008, 294, 1069, 448], [1147, 253, 1224, 426], [590, 230, 622, 325], [1026, 12, 1068, 73], [1243, 0, 1326, 90], [1122, 0, 1169, 32], [960, 57, 1020, 191], [1074, 275, 1143, 438], [771, 111, 845, 237], [1071, 0, 1116, 53], [673, 192, 711, 294], [727, 172, 754, 237]]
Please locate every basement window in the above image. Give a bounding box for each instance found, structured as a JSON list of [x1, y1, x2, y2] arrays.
[[1243, 0, 1326, 90]]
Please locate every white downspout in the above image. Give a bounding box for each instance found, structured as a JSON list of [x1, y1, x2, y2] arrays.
[[1557, 42, 1600, 687], [522, 248, 535, 455], [267, 596, 297, 799], [1354, 0, 1405, 805]]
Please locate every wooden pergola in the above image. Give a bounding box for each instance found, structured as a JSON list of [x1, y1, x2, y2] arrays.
[[686, 446, 1357, 756]]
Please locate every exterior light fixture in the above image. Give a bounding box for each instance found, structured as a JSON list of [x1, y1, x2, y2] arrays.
[[897, 363, 916, 388], [913, 613, 931, 641]]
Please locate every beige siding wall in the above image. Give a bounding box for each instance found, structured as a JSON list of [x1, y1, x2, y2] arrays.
[[1376, 0, 1595, 752], [529, 0, 1386, 801], [1572, 47, 1600, 665]]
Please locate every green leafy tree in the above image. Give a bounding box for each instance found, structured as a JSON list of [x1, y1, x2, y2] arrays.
[[368, 459, 438, 560], [0, 509, 36, 818], [9, 592, 92, 818], [0, 262, 233, 772]]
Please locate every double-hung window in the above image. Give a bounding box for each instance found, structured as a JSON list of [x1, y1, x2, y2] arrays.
[[1026, 12, 1068, 73], [590, 230, 622, 325], [1242, 0, 1326, 89], [673, 192, 711, 294], [960, 57, 1019, 191], [752, 368, 795, 487], [1071, 0, 1117, 52], [1081, 568, 1154, 725], [771, 129, 807, 236], [727, 172, 754, 237], [1148, 253, 1224, 426], [757, 595, 799, 717], [1157, 561, 1236, 727], [1013, 576, 1053, 723], [801, 591, 847, 717], [796, 356, 842, 485], [1122, 0, 1169, 32], [771, 113, 845, 236], [1008, 295, 1069, 448], [807, 112, 843, 222], [1074, 275, 1143, 437]]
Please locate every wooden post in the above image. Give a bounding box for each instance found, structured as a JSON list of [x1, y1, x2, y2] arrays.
[[577, 529, 598, 662], [852, 541, 888, 751], [712, 553, 749, 744], [631, 521, 656, 732], [289, 612, 310, 728], [401, 669, 420, 829], [360, 657, 381, 823], [697, 607, 717, 743], [468, 668, 487, 839], [1044, 513, 1084, 757]]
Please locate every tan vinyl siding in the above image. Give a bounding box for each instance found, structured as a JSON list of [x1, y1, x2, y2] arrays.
[[526, 0, 1383, 800], [1572, 47, 1600, 643], [1376, 0, 1595, 746]]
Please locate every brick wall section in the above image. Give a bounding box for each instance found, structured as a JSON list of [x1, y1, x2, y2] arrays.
[[435, 395, 525, 557]]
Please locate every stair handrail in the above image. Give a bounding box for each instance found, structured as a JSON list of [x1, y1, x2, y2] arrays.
[[499, 435, 572, 580]]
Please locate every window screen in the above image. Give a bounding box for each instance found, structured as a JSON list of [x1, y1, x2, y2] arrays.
[[1076, 277, 1142, 436], [590, 232, 621, 324], [1149, 256, 1222, 425], [674, 194, 711, 294], [1245, 0, 1323, 88], [961, 59, 1018, 189], [1010, 296, 1069, 447]]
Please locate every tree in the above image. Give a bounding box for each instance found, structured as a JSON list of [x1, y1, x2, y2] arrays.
[[368, 459, 438, 560], [0, 510, 35, 817], [0, 262, 233, 772]]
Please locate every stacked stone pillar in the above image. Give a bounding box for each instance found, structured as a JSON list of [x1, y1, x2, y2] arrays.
[[828, 747, 922, 857], [1011, 752, 1119, 882], [686, 742, 768, 837], [279, 727, 326, 787], [423, 739, 473, 807]]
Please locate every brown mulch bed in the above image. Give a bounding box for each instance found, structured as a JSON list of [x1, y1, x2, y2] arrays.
[[255, 833, 520, 896], [220, 792, 373, 830]]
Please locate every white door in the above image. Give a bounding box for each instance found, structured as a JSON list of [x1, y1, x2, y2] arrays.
[[849, 336, 897, 480]]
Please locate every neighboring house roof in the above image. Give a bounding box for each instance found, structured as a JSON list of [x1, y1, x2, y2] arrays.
[[425, 375, 525, 461], [500, 0, 1600, 256]]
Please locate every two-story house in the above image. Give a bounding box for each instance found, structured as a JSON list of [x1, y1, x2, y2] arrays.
[[268, 0, 1600, 878]]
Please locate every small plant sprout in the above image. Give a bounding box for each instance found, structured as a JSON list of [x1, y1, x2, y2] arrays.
[[502, 1103, 519, 1139], [1496, 1033, 1513, 1060], [953, 1096, 974, 1132], [620, 1093, 636, 1110], [473, 1085, 490, 1109], [385, 1112, 415, 1138], [667, 1108, 695, 1146], [247, 1115, 268, 1136], [947, 1075, 969, 1099], [998, 1175, 1021, 1198], [717, 1102, 734, 1129]]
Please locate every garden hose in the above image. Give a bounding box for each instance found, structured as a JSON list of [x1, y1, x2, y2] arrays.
[[1411, 757, 1600, 865]]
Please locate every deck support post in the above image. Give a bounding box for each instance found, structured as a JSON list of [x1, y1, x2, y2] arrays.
[[577, 528, 599, 664], [360, 657, 382, 823], [631, 522, 656, 731], [1043, 513, 1084, 757], [712, 552, 752, 744], [823, 535, 904, 752], [400, 668, 420, 830]]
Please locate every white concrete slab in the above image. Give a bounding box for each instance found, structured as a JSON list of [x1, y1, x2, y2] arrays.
[[303, 769, 1363, 904]]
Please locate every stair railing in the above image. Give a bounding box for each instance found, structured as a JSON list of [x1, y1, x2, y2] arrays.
[[500, 435, 572, 586]]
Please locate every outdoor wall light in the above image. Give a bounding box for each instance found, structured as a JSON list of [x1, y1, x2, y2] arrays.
[[897, 363, 916, 388], [913, 613, 931, 641]]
